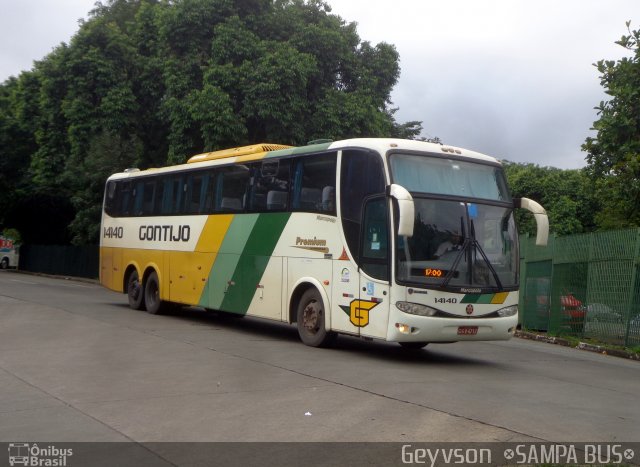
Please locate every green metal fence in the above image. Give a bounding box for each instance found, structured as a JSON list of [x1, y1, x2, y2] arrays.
[[519, 229, 640, 347], [19, 244, 99, 279]]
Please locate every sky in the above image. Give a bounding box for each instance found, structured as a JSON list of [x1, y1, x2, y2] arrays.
[[0, 0, 638, 169]]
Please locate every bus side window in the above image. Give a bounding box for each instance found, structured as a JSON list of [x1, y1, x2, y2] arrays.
[[119, 181, 133, 216], [133, 180, 145, 215], [104, 181, 117, 217], [142, 179, 156, 215], [184, 171, 208, 214], [340, 149, 385, 259], [252, 159, 290, 212], [161, 176, 184, 215], [153, 179, 166, 216], [217, 165, 249, 212], [202, 169, 217, 213], [291, 153, 337, 214]]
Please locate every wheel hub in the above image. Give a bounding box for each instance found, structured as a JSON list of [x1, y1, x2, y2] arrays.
[[303, 300, 321, 332]]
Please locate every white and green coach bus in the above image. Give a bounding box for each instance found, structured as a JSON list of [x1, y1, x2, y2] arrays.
[[100, 138, 548, 348]]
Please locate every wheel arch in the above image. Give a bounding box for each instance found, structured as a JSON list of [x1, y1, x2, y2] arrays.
[[122, 262, 164, 296], [288, 278, 332, 330]]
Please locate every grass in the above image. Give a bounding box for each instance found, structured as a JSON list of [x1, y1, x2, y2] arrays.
[[520, 328, 640, 359]]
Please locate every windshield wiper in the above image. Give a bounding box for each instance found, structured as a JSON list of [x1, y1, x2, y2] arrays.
[[440, 217, 504, 290], [470, 219, 503, 289], [440, 216, 467, 289]]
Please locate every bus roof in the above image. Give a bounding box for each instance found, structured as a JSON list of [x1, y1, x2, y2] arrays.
[[106, 138, 501, 181]]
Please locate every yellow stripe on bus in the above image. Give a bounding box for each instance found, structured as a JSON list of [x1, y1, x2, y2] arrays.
[[490, 292, 509, 304], [195, 214, 234, 253], [164, 214, 236, 305]]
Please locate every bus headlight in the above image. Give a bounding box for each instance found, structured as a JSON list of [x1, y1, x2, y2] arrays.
[[396, 301, 438, 317], [496, 305, 518, 317]]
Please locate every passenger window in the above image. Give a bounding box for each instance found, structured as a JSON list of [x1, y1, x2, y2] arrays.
[[291, 153, 337, 214], [104, 181, 117, 217], [132, 180, 144, 215], [119, 181, 133, 216], [185, 172, 209, 214], [160, 176, 184, 215], [249, 160, 290, 211], [152, 180, 165, 215], [216, 165, 250, 212], [142, 179, 156, 215]]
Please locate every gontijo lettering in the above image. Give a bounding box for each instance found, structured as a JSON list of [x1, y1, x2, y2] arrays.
[[139, 225, 190, 242]]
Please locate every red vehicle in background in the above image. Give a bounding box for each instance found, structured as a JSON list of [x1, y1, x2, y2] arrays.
[[561, 292, 585, 333]]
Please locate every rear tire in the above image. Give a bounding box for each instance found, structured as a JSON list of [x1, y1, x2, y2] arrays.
[[127, 269, 145, 310], [0, 258, 8, 269], [296, 288, 337, 347], [144, 271, 165, 314]]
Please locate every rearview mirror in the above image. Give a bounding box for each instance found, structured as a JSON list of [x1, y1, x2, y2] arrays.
[[515, 197, 549, 246], [388, 184, 414, 237]]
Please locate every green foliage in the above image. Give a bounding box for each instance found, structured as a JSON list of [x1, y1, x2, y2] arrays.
[[583, 21, 640, 229], [0, 0, 417, 244], [1, 228, 22, 244], [503, 162, 597, 236]]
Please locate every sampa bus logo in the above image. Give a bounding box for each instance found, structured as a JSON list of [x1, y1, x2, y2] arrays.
[[339, 300, 380, 327]]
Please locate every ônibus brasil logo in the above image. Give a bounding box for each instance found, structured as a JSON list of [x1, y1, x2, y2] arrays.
[[8, 443, 73, 466]]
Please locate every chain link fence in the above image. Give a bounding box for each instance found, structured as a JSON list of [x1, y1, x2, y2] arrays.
[[519, 229, 640, 347]]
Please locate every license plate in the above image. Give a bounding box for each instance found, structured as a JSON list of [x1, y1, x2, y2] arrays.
[[457, 326, 478, 336]]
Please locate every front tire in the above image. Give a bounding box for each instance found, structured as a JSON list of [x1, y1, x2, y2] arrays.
[[296, 288, 336, 347], [144, 271, 165, 314], [127, 269, 145, 310]]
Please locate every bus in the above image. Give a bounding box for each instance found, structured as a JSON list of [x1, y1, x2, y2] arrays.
[[0, 236, 19, 269], [100, 138, 548, 348]]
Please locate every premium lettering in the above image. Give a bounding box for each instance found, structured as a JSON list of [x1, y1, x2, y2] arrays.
[[295, 236, 327, 247]]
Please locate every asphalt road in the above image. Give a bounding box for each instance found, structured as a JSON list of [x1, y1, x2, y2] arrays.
[[0, 270, 638, 444]]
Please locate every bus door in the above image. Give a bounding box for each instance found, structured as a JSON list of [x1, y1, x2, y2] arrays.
[[357, 196, 391, 339]]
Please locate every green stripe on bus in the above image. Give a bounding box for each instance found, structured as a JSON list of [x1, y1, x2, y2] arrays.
[[263, 142, 332, 159], [220, 212, 291, 313], [461, 294, 496, 304], [200, 214, 259, 310]]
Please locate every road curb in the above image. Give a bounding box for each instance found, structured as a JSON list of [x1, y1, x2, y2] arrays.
[[515, 330, 640, 361], [9, 269, 99, 285]]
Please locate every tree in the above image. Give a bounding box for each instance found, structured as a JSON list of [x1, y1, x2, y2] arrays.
[[503, 162, 597, 236], [0, 0, 421, 244], [583, 22, 640, 229]]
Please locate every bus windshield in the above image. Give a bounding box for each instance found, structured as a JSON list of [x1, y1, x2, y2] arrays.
[[389, 153, 511, 202], [390, 153, 517, 290], [396, 199, 518, 289]]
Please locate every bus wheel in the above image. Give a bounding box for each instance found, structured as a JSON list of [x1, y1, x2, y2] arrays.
[[399, 342, 429, 350], [127, 269, 145, 310], [0, 258, 8, 269], [144, 271, 165, 315], [296, 288, 336, 347]]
